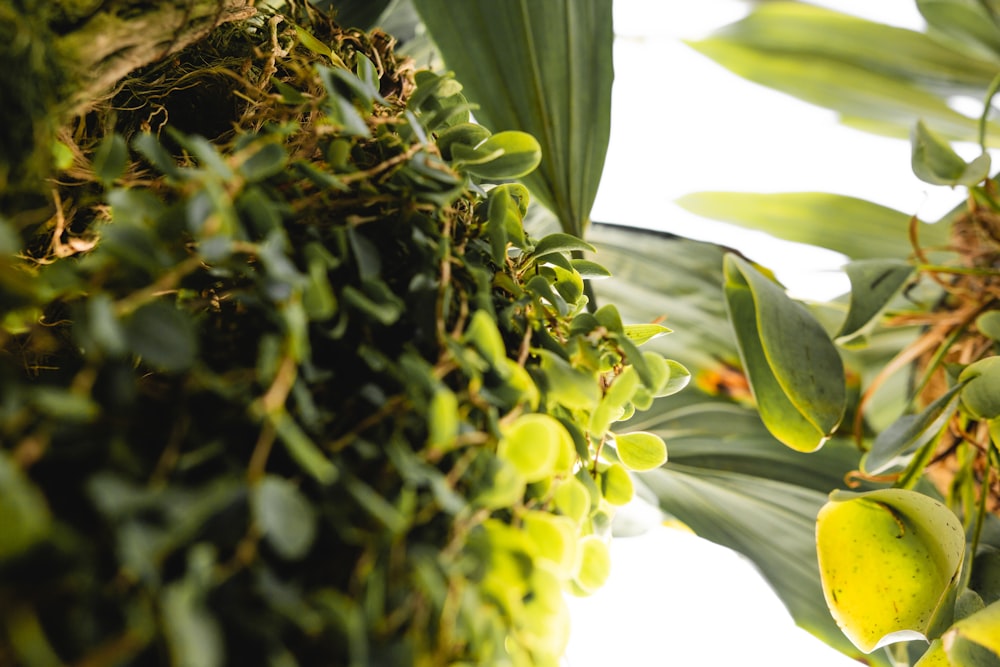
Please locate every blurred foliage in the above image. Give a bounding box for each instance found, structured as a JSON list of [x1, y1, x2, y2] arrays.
[[0, 2, 685, 666]]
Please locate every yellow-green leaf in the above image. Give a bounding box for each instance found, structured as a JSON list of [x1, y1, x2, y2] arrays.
[[613, 431, 667, 472], [816, 488, 965, 653], [573, 536, 611, 595], [623, 323, 673, 346]]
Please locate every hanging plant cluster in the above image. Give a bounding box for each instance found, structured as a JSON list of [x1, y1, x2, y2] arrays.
[[0, 6, 687, 666]]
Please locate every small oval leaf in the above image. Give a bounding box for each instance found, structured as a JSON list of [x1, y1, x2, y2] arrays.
[[253, 475, 317, 560], [614, 431, 668, 471]]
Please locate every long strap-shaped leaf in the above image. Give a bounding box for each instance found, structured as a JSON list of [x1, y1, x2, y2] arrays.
[[412, 0, 613, 238]]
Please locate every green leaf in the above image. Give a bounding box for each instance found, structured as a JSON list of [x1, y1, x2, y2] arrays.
[[124, 301, 198, 372], [0, 452, 51, 562], [863, 382, 964, 475], [413, 0, 613, 236], [724, 254, 846, 452], [452, 130, 541, 180], [437, 122, 492, 161], [912, 120, 992, 186], [960, 357, 1000, 419], [497, 413, 568, 483], [600, 463, 634, 506], [273, 414, 338, 485], [816, 488, 965, 653], [572, 536, 611, 595], [570, 258, 611, 279], [613, 431, 667, 472], [622, 323, 672, 346], [427, 387, 459, 451], [836, 259, 915, 345], [239, 142, 288, 182], [531, 232, 596, 259], [976, 311, 1000, 342], [252, 475, 317, 560], [677, 191, 951, 261]]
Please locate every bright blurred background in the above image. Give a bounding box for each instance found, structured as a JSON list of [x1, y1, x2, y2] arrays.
[[565, 2, 962, 664]]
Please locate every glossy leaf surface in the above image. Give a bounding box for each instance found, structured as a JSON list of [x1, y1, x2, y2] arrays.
[[724, 254, 846, 452], [816, 489, 965, 653]]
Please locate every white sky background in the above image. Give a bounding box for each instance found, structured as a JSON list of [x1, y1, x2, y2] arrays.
[[566, 1, 967, 665]]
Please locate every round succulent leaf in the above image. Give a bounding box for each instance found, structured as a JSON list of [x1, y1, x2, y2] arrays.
[[537, 350, 601, 412], [976, 311, 1000, 342], [522, 510, 578, 575], [613, 431, 668, 472], [553, 476, 591, 524], [454, 130, 541, 180], [656, 358, 692, 398], [427, 387, 459, 451], [623, 322, 672, 346], [252, 475, 318, 561], [959, 357, 1000, 420], [816, 489, 965, 653], [474, 458, 526, 510], [497, 413, 568, 483], [600, 463, 634, 506], [573, 536, 611, 595]]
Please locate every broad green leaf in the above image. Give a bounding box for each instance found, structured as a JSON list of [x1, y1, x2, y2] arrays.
[[863, 383, 964, 475], [452, 131, 541, 180], [816, 489, 965, 653], [677, 191, 951, 261], [689, 3, 1000, 142], [837, 259, 915, 345], [724, 254, 846, 452], [622, 323, 672, 346], [0, 452, 51, 562], [912, 120, 992, 186], [915, 639, 953, 667], [613, 431, 667, 471], [960, 357, 1000, 419], [252, 475, 317, 561], [414, 0, 613, 237]]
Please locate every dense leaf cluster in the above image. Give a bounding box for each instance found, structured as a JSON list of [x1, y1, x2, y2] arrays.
[[0, 8, 686, 667]]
